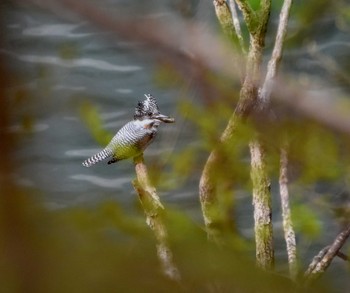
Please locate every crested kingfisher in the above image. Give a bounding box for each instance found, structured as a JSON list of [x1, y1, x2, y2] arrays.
[[82, 94, 174, 167]]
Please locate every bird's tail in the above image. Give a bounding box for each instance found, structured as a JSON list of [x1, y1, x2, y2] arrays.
[[82, 148, 112, 167]]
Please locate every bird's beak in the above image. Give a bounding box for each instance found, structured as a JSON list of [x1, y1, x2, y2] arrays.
[[153, 113, 175, 123]]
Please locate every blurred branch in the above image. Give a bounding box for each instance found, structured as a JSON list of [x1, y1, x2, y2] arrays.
[[133, 154, 180, 282], [279, 144, 297, 280], [273, 82, 350, 135], [308, 43, 350, 87], [336, 251, 349, 262], [304, 224, 350, 281], [24, 0, 350, 135], [26, 0, 243, 81]]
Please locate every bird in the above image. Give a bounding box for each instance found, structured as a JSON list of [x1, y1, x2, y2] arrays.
[[82, 94, 174, 167]]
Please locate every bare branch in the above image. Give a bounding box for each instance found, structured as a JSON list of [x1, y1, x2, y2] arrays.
[[279, 145, 297, 279], [259, 0, 293, 105], [336, 251, 349, 262], [133, 155, 181, 282], [305, 246, 330, 277], [305, 224, 350, 280]]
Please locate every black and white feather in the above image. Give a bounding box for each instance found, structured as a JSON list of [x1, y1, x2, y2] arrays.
[[134, 94, 160, 120], [82, 94, 174, 167]]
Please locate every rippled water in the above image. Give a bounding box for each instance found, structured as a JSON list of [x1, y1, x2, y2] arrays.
[[3, 1, 204, 209]]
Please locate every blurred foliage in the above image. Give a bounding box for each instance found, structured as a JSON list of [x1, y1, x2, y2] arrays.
[[153, 61, 189, 89], [291, 203, 322, 240], [0, 189, 332, 292], [79, 100, 113, 146]]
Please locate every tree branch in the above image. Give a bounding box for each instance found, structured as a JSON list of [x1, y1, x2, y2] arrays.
[[200, 0, 272, 249], [133, 154, 180, 282], [249, 140, 274, 269], [279, 144, 297, 279], [336, 250, 349, 262], [234, 0, 258, 35], [228, 0, 246, 52], [305, 224, 350, 281], [213, 0, 236, 39], [259, 0, 293, 105]]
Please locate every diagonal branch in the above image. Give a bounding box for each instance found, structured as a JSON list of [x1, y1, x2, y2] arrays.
[[305, 224, 350, 281]]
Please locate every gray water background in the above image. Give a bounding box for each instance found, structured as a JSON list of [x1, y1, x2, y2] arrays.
[[2, 0, 350, 289]]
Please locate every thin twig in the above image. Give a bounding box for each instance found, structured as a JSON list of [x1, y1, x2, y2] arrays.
[[336, 251, 349, 262], [133, 154, 180, 282]]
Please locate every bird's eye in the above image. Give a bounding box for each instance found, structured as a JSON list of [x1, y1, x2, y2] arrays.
[[147, 111, 152, 116]]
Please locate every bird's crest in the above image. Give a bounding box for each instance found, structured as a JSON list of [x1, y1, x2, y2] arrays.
[[134, 94, 160, 120]]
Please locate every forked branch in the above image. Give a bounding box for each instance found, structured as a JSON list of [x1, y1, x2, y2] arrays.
[[305, 224, 350, 281]]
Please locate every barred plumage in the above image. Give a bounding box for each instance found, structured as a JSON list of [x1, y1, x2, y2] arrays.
[[82, 94, 174, 167], [82, 148, 112, 167]]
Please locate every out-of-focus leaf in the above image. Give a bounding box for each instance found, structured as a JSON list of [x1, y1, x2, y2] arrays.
[[79, 100, 113, 145], [292, 203, 322, 240]]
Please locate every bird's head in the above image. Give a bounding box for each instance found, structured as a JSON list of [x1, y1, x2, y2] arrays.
[[134, 94, 175, 123]]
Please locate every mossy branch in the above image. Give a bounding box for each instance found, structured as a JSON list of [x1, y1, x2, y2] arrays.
[[228, 0, 246, 52], [200, 1, 279, 270], [234, 0, 258, 34], [249, 139, 274, 269], [133, 154, 180, 282], [213, 0, 236, 39]]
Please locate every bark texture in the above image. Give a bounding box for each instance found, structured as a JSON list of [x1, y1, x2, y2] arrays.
[[133, 154, 180, 281], [305, 224, 350, 281], [249, 140, 274, 269], [200, 4, 273, 271], [279, 146, 297, 279]]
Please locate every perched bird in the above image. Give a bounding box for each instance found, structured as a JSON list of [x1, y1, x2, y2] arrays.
[[82, 94, 174, 167]]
